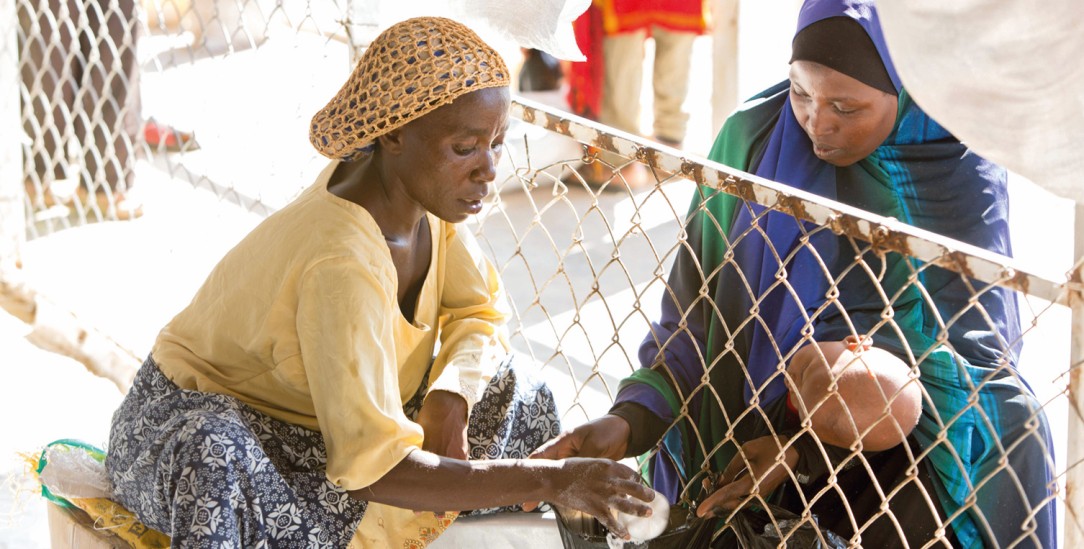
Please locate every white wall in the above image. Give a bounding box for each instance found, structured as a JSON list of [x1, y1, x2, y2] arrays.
[[735, 0, 801, 103]]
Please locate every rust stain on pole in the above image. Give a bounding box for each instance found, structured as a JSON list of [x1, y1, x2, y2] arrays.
[[681, 161, 704, 184], [596, 132, 616, 152], [830, 214, 860, 237], [775, 194, 811, 222], [870, 225, 912, 256], [938, 251, 976, 280], [1005, 268, 1032, 294], [640, 147, 659, 169], [521, 106, 536, 124], [717, 175, 756, 202], [541, 111, 568, 135]]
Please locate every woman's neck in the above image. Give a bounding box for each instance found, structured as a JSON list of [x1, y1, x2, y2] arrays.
[[329, 155, 426, 242]]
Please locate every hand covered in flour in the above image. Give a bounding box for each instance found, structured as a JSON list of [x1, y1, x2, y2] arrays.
[[696, 435, 799, 518], [415, 390, 469, 460], [613, 488, 671, 541], [547, 458, 656, 541], [522, 414, 631, 513]]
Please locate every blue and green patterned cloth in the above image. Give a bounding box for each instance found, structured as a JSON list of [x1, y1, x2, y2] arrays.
[[614, 1, 1056, 546]]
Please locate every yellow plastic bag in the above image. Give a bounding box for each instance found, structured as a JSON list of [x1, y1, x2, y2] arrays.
[[31, 439, 171, 549], [351, 503, 458, 548]]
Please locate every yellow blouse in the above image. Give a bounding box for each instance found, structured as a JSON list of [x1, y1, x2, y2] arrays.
[[153, 160, 509, 491]]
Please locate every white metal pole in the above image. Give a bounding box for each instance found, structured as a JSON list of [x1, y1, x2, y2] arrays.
[[1064, 201, 1084, 547], [346, 0, 381, 66], [0, 0, 25, 273], [711, 0, 739, 132]]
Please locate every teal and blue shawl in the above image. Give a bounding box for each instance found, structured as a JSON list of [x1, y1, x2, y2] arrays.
[[615, 1, 1056, 546]]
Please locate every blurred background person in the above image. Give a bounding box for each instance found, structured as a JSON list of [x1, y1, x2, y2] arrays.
[[566, 0, 709, 191], [19, 0, 144, 220], [18, 0, 195, 221]]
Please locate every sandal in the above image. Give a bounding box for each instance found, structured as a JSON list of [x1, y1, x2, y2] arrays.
[[76, 186, 144, 220], [25, 179, 143, 220], [144, 117, 199, 152], [561, 160, 654, 194], [562, 160, 613, 191], [24, 178, 79, 208]]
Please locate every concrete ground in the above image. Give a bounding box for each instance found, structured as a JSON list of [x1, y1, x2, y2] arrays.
[[1, 8, 1078, 549]]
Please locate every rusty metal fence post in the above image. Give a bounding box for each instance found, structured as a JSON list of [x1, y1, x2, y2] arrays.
[[1065, 202, 1084, 547]]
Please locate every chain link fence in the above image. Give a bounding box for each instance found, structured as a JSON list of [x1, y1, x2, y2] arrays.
[[501, 99, 1080, 547], [16, 0, 359, 235], [3, 1, 1083, 547]]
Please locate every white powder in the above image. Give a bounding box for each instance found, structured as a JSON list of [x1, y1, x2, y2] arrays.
[[611, 489, 670, 542], [606, 532, 627, 549]]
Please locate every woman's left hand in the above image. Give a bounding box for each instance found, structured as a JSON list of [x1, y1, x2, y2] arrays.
[[696, 435, 798, 518], [416, 390, 470, 460]]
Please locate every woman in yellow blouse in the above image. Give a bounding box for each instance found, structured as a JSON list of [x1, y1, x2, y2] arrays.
[[105, 17, 656, 548]]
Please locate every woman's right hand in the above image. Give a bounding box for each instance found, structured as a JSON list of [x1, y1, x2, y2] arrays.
[[529, 414, 631, 461], [545, 457, 656, 541], [522, 415, 633, 514]]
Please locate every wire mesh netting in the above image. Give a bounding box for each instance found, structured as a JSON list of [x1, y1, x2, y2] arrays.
[[496, 100, 1075, 548], [16, 0, 358, 234], [5, 1, 1083, 548]]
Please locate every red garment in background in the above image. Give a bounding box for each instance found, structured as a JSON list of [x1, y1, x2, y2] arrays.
[[596, 0, 709, 35], [565, 0, 708, 121], [566, 4, 604, 120]]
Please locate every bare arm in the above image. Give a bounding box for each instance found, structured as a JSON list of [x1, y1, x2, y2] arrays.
[[352, 449, 654, 540], [414, 390, 469, 460]]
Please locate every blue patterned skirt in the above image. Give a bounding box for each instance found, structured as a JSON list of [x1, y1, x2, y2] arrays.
[[106, 355, 561, 548]]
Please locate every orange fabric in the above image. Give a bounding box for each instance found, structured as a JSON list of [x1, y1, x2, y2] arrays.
[[594, 0, 709, 35], [567, 4, 605, 119]]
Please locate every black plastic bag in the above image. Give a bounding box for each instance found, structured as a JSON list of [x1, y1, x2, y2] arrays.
[[720, 503, 846, 549], [554, 505, 714, 549]]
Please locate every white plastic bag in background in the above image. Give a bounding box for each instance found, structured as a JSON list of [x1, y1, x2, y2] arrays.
[[448, 0, 590, 61], [877, 0, 1084, 202]]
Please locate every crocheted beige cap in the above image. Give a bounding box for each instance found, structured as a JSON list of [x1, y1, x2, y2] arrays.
[[310, 17, 510, 160]]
